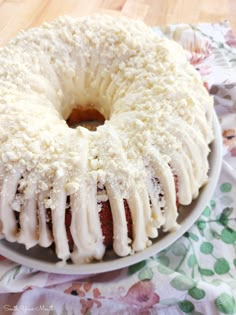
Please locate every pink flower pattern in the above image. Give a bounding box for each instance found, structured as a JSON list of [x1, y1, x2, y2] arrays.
[[120, 280, 160, 309], [225, 29, 236, 48], [64, 282, 103, 314], [223, 129, 236, 157]]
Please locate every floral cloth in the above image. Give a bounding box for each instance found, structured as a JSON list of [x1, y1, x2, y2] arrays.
[[0, 21, 236, 315]]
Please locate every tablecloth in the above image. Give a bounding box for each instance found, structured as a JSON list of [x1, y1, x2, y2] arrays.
[[0, 20, 236, 315]]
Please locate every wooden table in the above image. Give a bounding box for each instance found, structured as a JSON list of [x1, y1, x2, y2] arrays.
[[0, 0, 235, 46]]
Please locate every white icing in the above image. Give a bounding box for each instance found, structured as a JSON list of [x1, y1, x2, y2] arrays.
[[0, 15, 214, 263], [37, 192, 53, 247], [17, 182, 38, 249]]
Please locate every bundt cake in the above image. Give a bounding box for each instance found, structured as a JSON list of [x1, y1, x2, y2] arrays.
[[0, 15, 214, 264]]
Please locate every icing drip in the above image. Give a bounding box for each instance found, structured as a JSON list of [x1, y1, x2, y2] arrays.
[[50, 178, 70, 260], [38, 192, 53, 247], [0, 169, 22, 241], [17, 182, 38, 249]]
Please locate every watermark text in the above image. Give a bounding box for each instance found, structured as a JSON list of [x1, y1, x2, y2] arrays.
[[3, 304, 54, 312]]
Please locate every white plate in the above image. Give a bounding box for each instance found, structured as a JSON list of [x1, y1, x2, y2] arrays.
[[0, 112, 222, 275]]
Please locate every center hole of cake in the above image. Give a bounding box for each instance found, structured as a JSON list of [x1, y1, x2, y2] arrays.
[[66, 106, 105, 131]]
